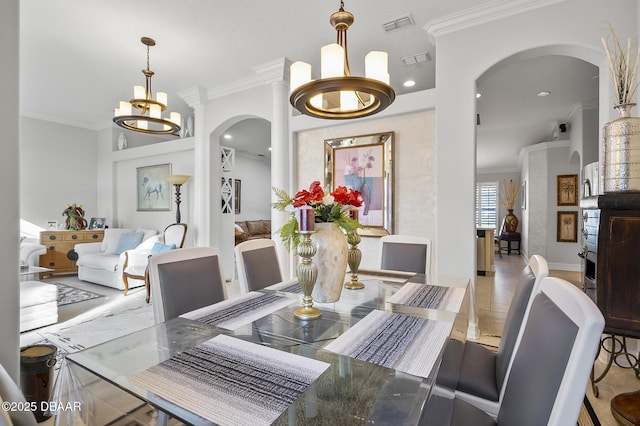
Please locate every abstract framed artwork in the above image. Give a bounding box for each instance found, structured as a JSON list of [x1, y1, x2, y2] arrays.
[[557, 174, 578, 206], [324, 132, 394, 236], [557, 211, 578, 242], [137, 163, 172, 211]]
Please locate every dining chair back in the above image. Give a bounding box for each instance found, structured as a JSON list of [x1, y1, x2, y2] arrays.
[[163, 223, 187, 248], [378, 235, 431, 275], [148, 247, 227, 324], [452, 255, 549, 415], [422, 276, 605, 426], [0, 364, 37, 425], [234, 239, 283, 294]]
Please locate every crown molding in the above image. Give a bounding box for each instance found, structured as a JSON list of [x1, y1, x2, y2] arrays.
[[206, 58, 289, 100], [178, 86, 208, 108], [424, 0, 566, 45]]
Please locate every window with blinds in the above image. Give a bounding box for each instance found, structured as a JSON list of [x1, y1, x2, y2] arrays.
[[476, 182, 498, 228]]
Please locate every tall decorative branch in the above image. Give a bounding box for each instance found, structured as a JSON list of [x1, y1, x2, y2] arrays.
[[602, 23, 640, 106], [499, 179, 521, 211]]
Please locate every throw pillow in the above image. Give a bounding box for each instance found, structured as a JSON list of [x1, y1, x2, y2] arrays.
[[150, 242, 177, 255], [234, 224, 245, 233], [101, 228, 134, 253], [113, 232, 144, 255]]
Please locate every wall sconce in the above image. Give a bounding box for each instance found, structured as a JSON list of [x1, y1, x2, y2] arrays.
[[165, 174, 191, 223]]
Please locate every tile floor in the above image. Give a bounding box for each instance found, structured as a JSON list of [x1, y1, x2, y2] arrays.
[[477, 254, 640, 426]]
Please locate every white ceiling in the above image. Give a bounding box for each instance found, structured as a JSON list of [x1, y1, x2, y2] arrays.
[[19, 0, 599, 172]]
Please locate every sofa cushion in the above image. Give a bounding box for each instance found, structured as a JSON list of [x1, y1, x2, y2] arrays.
[[136, 228, 159, 241], [236, 221, 249, 234], [101, 228, 134, 253], [113, 232, 144, 255], [150, 242, 176, 255], [246, 220, 270, 235], [77, 252, 120, 272]]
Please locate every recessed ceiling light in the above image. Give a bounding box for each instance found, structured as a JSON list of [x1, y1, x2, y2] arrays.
[[476, 93, 482, 99], [268, 147, 272, 151], [403, 80, 416, 88], [537, 91, 551, 97], [223, 134, 232, 139]]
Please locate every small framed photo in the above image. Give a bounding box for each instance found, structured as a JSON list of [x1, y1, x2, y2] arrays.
[[47, 220, 58, 230], [557, 211, 578, 242], [89, 217, 106, 229], [557, 174, 578, 206]]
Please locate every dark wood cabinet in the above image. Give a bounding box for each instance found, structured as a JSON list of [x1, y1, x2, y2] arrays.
[[596, 194, 640, 338]]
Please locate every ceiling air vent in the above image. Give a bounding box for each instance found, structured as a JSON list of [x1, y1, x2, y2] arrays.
[[402, 52, 431, 66], [383, 14, 414, 32]]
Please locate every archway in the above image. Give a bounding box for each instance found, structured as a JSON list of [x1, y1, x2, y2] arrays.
[[209, 116, 272, 281], [475, 46, 598, 268]]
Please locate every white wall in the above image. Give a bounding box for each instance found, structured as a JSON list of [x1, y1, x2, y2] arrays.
[[233, 154, 271, 222], [20, 117, 99, 232], [296, 110, 436, 270]]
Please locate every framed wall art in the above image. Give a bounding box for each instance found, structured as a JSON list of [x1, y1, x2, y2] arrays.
[[324, 131, 393, 236], [557, 211, 578, 242], [557, 174, 578, 206], [137, 163, 172, 211], [234, 179, 241, 214]]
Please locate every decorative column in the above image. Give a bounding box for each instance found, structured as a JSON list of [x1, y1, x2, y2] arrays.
[[270, 75, 292, 278]]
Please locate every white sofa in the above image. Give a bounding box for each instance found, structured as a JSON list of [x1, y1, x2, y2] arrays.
[[75, 228, 159, 291]]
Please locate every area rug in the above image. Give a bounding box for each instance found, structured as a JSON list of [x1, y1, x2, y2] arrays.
[[56, 283, 103, 306]]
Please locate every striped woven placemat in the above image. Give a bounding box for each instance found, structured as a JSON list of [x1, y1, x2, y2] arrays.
[[130, 334, 329, 425]]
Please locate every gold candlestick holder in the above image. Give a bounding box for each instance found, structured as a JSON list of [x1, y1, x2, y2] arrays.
[[344, 231, 364, 290], [294, 231, 322, 320]]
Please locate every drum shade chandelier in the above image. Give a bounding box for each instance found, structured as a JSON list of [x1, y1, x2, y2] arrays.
[[289, 1, 395, 119], [113, 37, 181, 135]]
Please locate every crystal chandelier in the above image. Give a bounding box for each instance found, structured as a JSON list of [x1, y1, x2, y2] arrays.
[[289, 1, 396, 119], [113, 37, 181, 135]]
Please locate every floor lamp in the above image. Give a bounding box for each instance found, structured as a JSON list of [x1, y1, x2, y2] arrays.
[[165, 174, 191, 223]]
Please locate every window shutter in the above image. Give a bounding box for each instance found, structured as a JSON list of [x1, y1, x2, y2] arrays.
[[476, 182, 498, 228]]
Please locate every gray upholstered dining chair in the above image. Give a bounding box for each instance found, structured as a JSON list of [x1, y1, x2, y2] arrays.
[[377, 235, 432, 275], [438, 254, 549, 416], [234, 239, 284, 294], [421, 276, 605, 426], [0, 364, 38, 425], [148, 246, 227, 324]]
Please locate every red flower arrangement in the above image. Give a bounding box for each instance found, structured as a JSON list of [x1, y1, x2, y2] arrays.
[[273, 181, 363, 250]]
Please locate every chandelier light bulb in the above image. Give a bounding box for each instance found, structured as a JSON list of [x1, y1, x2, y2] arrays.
[[321, 44, 345, 79], [290, 61, 312, 92], [365, 51, 389, 84]]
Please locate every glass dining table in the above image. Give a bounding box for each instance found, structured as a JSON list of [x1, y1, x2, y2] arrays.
[[60, 271, 470, 425]]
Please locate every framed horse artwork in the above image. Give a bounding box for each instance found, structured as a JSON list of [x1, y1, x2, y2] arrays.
[[137, 163, 172, 211]]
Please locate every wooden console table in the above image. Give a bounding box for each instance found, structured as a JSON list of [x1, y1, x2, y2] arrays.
[[39, 230, 104, 277]]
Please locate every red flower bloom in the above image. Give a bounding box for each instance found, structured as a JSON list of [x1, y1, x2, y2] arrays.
[[331, 186, 363, 207], [292, 181, 325, 207]]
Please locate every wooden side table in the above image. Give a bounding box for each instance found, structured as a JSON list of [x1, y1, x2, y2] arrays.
[[611, 390, 640, 425], [500, 231, 521, 255]]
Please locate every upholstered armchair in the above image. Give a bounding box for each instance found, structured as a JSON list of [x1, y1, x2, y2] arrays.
[[122, 223, 188, 303]]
